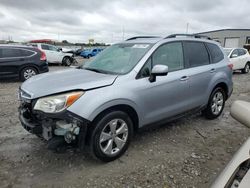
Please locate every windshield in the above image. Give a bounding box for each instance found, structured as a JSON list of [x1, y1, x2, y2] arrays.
[[82, 43, 152, 74], [224, 49, 232, 56]]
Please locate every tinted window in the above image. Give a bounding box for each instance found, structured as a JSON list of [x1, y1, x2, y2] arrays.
[[152, 42, 184, 71], [138, 58, 152, 78], [20, 49, 35, 56], [238, 49, 246, 56], [1, 48, 22, 58], [231, 49, 238, 57], [206, 43, 224, 63], [184, 42, 210, 67], [41, 44, 49, 50]]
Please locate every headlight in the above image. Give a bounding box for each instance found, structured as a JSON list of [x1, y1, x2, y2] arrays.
[[34, 91, 84, 113]]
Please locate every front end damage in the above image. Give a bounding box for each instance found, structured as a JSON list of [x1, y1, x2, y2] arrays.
[[19, 98, 89, 150]]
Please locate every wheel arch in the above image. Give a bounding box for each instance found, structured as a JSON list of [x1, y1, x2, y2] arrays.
[[19, 64, 39, 77], [211, 82, 229, 100]]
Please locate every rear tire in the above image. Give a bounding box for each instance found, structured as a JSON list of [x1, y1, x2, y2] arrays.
[[242, 63, 250, 74], [203, 87, 226, 119], [20, 67, 38, 81], [90, 111, 133, 162]]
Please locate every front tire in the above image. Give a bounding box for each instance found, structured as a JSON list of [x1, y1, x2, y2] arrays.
[[203, 87, 226, 119], [242, 63, 250, 74], [20, 67, 38, 81], [62, 57, 72, 66], [90, 111, 133, 162]]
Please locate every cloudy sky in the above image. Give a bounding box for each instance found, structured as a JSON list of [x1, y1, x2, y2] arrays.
[[0, 0, 249, 43]]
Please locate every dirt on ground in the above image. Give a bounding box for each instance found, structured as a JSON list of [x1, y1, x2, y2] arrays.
[[0, 65, 250, 188]]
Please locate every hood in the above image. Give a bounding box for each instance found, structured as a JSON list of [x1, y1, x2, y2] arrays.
[[21, 68, 118, 99]]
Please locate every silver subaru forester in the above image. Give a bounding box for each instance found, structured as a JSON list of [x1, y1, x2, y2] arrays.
[[19, 34, 233, 161]]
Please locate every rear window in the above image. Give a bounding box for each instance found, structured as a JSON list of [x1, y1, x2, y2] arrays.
[[184, 42, 210, 67], [206, 43, 224, 63]]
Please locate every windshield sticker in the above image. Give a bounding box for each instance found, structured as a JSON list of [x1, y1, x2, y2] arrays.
[[132, 44, 149, 48]]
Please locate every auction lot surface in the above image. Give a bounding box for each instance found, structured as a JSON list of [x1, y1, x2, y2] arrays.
[[1, 65, 250, 188]]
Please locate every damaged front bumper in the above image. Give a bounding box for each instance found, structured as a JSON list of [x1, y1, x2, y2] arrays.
[[18, 99, 90, 150]]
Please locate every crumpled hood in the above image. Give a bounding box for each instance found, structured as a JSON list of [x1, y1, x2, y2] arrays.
[[21, 68, 117, 99]]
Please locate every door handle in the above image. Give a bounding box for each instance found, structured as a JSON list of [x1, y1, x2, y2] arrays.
[[210, 68, 216, 73], [180, 76, 189, 81]]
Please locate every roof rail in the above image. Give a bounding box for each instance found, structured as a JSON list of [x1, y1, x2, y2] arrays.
[[165, 34, 212, 40], [126, 36, 161, 41]]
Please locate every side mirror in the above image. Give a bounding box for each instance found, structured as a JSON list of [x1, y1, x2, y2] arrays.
[[149, 65, 168, 82], [231, 54, 238, 58]]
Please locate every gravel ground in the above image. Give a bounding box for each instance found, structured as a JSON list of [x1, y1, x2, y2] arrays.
[[0, 62, 250, 188]]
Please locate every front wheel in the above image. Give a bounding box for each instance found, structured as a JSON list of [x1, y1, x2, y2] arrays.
[[242, 63, 250, 74], [90, 111, 133, 162], [203, 87, 226, 119], [62, 57, 72, 66]]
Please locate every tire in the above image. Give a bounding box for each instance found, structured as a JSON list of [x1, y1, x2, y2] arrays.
[[20, 67, 38, 81], [242, 63, 250, 74], [203, 87, 226, 119], [62, 57, 72, 66], [90, 111, 133, 162], [87, 55, 91, 59]]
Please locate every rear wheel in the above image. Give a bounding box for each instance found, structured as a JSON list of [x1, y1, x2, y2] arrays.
[[62, 57, 72, 66], [242, 63, 250, 74], [203, 87, 226, 119], [90, 111, 133, 162], [20, 67, 37, 81]]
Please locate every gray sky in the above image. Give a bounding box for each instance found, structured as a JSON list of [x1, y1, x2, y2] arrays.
[[0, 0, 249, 43]]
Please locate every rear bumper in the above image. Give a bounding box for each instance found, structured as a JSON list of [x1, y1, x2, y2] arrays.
[[38, 61, 49, 73]]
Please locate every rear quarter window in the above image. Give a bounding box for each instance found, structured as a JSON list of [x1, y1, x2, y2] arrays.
[[183, 41, 210, 67], [20, 49, 35, 57], [206, 43, 224, 63]]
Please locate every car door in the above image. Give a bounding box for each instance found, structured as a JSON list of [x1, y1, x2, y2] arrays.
[[230, 49, 241, 70], [183, 41, 214, 108], [238, 49, 248, 69], [41, 44, 53, 63], [134, 42, 191, 126], [48, 45, 63, 63], [0, 47, 23, 78]]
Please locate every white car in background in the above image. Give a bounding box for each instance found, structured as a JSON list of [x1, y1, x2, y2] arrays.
[[224, 48, 250, 73], [31, 43, 73, 66]]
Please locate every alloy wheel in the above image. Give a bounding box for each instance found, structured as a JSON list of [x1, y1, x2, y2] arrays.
[[23, 69, 36, 80], [99, 119, 128, 156], [211, 91, 224, 115]]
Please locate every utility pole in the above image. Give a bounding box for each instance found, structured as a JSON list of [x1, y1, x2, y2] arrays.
[[186, 23, 189, 34]]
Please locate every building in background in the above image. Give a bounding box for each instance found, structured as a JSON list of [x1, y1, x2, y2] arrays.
[[198, 29, 250, 50]]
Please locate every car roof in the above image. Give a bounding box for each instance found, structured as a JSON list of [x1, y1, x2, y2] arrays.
[[0, 44, 36, 49]]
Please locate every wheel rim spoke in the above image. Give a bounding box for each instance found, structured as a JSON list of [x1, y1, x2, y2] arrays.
[[103, 140, 113, 154], [100, 132, 112, 143], [114, 137, 125, 149], [116, 123, 128, 135], [109, 120, 118, 133]]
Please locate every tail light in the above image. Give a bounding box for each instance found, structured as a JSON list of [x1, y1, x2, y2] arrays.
[[228, 63, 233, 70], [37, 48, 46, 61]]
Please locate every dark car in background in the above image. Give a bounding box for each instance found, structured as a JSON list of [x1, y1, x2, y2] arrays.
[[0, 45, 49, 81]]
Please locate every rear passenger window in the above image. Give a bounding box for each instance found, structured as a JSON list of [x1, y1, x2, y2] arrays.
[[1, 48, 22, 58], [238, 49, 246, 56], [152, 42, 184, 72], [206, 43, 224, 63], [184, 42, 210, 67], [41, 44, 49, 50]]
